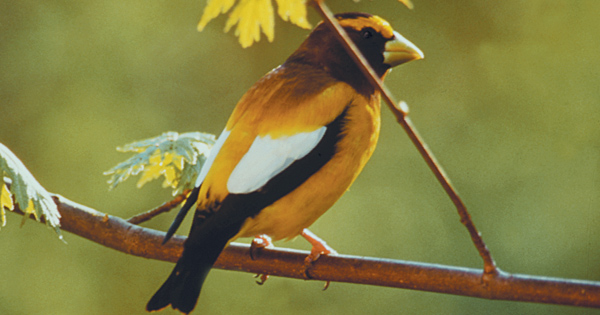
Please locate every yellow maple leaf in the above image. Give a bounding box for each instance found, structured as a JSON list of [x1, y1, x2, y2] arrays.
[[198, 0, 312, 48], [225, 0, 275, 48], [274, 0, 310, 29], [198, 0, 238, 32], [399, 0, 414, 10]]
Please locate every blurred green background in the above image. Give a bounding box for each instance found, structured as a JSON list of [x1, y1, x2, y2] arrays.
[[1, 0, 599, 314]]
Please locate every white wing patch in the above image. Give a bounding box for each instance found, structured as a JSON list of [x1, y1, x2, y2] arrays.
[[194, 128, 231, 187], [227, 127, 327, 194]]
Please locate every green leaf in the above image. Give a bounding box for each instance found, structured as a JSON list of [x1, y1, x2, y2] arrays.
[[104, 131, 215, 196], [0, 143, 62, 237]]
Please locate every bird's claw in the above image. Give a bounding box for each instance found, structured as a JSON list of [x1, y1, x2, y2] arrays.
[[254, 273, 270, 285], [303, 245, 336, 290], [302, 229, 338, 264], [301, 229, 337, 290], [304, 243, 338, 264]]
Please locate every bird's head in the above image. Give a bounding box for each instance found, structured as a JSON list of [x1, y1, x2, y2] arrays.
[[286, 12, 423, 93]]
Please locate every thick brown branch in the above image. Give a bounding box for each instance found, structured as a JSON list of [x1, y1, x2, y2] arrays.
[[11, 194, 600, 309]]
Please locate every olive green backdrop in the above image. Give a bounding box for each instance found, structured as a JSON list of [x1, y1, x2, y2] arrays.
[[1, 1, 599, 314]]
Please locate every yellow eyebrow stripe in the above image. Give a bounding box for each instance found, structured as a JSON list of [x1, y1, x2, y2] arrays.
[[337, 15, 394, 39]]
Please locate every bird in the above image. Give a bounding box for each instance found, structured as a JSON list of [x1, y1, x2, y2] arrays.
[[146, 12, 423, 314]]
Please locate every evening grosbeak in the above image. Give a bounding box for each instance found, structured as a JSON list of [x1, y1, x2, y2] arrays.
[[147, 12, 423, 314]]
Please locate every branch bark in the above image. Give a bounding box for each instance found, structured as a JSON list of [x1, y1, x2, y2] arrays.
[[12, 194, 600, 309]]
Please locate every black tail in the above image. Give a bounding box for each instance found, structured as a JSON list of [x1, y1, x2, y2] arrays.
[[146, 238, 229, 314]]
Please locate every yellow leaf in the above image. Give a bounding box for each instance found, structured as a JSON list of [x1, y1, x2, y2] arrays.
[[137, 165, 161, 188], [161, 152, 174, 165], [163, 167, 178, 188], [399, 0, 414, 10], [162, 152, 179, 187], [136, 152, 182, 189], [198, 0, 238, 31], [0, 183, 13, 227], [225, 0, 275, 48], [136, 154, 164, 188], [274, 0, 311, 29], [197, 0, 320, 47], [1, 183, 13, 211], [24, 199, 38, 220]]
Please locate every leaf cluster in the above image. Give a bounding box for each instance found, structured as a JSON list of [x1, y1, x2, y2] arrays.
[[0, 143, 61, 237], [104, 131, 215, 196]]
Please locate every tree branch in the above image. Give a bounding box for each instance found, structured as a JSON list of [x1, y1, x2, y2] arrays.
[[10, 193, 600, 309]]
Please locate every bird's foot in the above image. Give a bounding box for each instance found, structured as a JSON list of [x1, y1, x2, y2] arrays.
[[250, 234, 273, 260], [301, 229, 337, 290], [250, 234, 273, 285], [302, 229, 338, 263]]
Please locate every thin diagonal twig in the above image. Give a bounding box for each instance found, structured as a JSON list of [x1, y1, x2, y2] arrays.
[[310, 0, 497, 276]]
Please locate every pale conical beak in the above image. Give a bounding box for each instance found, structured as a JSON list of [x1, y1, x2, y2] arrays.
[[383, 31, 424, 67]]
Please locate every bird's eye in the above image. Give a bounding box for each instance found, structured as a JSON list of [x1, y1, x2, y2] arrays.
[[362, 30, 373, 39]]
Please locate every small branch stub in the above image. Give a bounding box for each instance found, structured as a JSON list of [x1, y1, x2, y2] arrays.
[[396, 101, 410, 116]]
